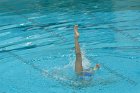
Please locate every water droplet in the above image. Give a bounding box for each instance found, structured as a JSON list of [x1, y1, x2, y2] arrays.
[[20, 23, 24, 26], [26, 42, 32, 46]]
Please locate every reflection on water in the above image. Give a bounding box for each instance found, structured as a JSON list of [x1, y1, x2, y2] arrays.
[[0, 0, 140, 15]]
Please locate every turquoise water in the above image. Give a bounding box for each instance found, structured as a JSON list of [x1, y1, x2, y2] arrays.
[[0, 0, 140, 93]]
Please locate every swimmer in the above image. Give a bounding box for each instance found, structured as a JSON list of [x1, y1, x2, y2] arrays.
[[74, 25, 100, 80]]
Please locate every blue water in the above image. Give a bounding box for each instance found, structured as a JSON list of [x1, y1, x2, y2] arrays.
[[0, 0, 140, 93]]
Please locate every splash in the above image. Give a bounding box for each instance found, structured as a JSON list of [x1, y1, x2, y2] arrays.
[[81, 48, 91, 70], [42, 46, 120, 88]]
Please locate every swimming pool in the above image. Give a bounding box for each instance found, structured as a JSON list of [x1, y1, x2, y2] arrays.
[[0, 0, 140, 93]]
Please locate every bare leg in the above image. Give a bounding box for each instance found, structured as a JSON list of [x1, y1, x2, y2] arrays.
[[74, 25, 83, 75]]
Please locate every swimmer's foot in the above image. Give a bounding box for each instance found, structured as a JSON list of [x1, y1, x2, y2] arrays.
[[96, 64, 100, 69], [93, 64, 100, 71], [74, 25, 79, 38]]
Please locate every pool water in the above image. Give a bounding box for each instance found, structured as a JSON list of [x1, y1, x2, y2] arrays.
[[0, 0, 140, 93]]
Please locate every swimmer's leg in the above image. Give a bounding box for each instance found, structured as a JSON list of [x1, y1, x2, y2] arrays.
[[74, 25, 83, 75]]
